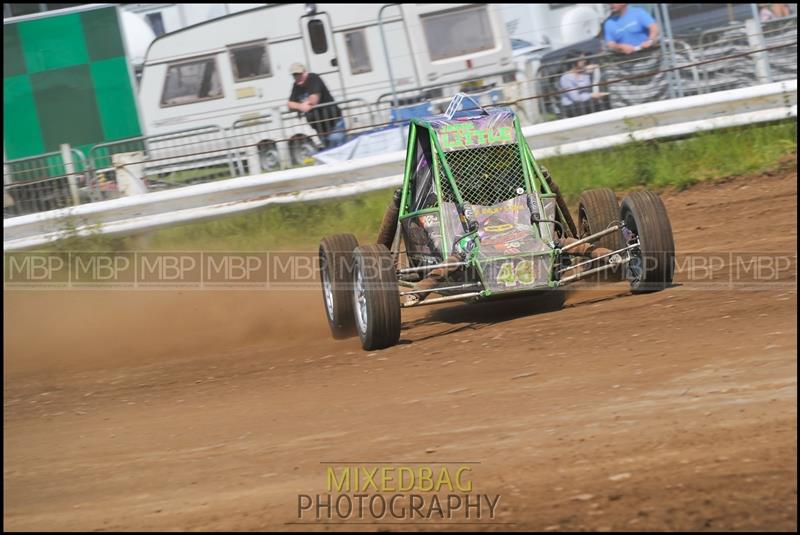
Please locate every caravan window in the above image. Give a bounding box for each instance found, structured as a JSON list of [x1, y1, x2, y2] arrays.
[[308, 19, 328, 54], [160, 57, 223, 107], [229, 41, 272, 81], [421, 5, 495, 61], [344, 30, 372, 74]]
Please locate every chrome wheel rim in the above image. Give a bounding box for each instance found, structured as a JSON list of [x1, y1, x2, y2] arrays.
[[353, 267, 367, 335], [321, 255, 334, 319]]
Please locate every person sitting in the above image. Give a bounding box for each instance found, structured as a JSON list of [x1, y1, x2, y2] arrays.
[[603, 3, 660, 55], [559, 52, 610, 118]]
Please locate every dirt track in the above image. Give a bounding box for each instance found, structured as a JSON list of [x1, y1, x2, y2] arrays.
[[4, 160, 797, 531]]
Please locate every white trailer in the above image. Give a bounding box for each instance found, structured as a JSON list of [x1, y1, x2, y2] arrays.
[[132, 3, 516, 173], [137, 3, 514, 150]]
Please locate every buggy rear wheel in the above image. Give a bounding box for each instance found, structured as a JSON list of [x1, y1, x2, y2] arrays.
[[620, 191, 675, 293], [319, 234, 359, 339], [352, 244, 401, 350], [578, 188, 625, 282]]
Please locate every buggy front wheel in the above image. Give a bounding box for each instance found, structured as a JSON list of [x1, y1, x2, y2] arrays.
[[319, 234, 359, 339], [352, 244, 401, 350], [620, 191, 675, 293]]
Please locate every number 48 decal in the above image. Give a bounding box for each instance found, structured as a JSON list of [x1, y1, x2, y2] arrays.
[[496, 259, 536, 287]]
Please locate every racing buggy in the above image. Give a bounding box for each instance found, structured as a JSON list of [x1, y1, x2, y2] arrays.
[[319, 94, 675, 350]]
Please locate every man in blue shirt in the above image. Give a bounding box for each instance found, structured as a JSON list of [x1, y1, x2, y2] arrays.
[[603, 3, 660, 54]]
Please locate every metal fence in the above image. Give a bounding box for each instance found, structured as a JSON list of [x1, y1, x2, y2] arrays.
[[4, 10, 797, 219], [694, 15, 798, 90], [225, 98, 376, 174], [3, 148, 91, 217], [530, 14, 797, 119], [88, 125, 238, 194]]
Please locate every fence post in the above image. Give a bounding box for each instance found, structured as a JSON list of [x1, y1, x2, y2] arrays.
[[61, 143, 81, 206], [221, 126, 239, 179], [243, 132, 261, 175], [113, 151, 149, 196], [378, 4, 400, 107], [659, 4, 684, 98], [272, 107, 291, 170], [746, 8, 773, 84], [520, 60, 543, 124]]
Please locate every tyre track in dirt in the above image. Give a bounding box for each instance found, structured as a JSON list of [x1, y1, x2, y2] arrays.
[[4, 158, 797, 531]]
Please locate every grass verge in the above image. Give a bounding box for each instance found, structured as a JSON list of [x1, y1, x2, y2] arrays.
[[41, 119, 797, 252]]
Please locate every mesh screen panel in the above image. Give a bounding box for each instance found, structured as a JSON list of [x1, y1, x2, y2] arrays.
[[437, 144, 526, 206]]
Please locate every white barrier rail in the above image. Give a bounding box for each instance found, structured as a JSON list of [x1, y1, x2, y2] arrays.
[[4, 80, 796, 252]]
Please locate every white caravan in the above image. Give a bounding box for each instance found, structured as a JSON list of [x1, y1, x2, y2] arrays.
[[137, 3, 514, 157]]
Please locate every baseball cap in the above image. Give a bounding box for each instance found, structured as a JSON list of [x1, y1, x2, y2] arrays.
[[289, 62, 306, 75]]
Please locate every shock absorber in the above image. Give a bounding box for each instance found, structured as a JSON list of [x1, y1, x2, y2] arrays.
[[376, 188, 402, 248], [541, 166, 578, 238]]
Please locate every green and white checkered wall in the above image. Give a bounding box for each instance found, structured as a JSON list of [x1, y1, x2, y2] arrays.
[[4, 6, 142, 160]]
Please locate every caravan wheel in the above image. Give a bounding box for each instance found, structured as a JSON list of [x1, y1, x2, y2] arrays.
[[258, 140, 281, 172], [289, 135, 317, 166]]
